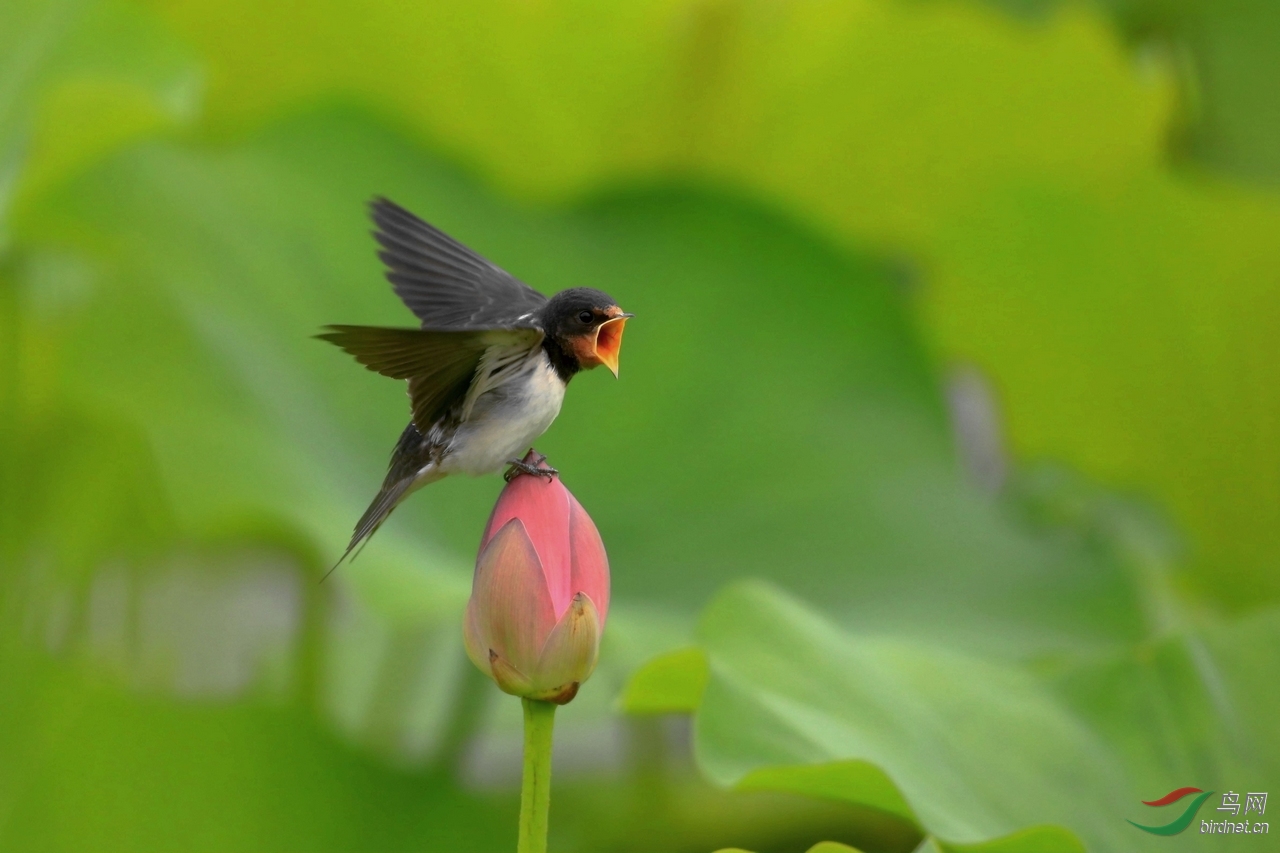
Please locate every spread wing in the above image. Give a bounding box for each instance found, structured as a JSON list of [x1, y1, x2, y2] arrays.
[[317, 325, 541, 431], [370, 197, 549, 330]]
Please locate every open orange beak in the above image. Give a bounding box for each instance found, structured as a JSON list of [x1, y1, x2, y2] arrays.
[[592, 313, 632, 377]]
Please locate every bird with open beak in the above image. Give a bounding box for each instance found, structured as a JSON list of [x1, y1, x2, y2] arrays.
[[318, 198, 632, 565]]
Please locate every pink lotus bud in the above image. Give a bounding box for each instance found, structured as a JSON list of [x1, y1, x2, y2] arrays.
[[463, 451, 610, 704]]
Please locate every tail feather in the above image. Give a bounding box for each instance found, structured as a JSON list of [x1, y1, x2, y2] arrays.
[[321, 477, 418, 582], [323, 421, 445, 582]]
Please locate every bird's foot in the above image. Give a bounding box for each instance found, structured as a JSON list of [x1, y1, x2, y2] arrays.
[[504, 454, 557, 482]]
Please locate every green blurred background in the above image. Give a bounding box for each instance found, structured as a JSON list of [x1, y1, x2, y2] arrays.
[[1, 0, 1277, 851]]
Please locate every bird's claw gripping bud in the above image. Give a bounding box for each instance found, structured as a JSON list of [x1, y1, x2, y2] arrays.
[[503, 450, 558, 482]]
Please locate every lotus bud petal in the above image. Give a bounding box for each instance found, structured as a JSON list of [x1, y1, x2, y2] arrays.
[[464, 451, 610, 703], [532, 592, 601, 700], [487, 650, 534, 696]]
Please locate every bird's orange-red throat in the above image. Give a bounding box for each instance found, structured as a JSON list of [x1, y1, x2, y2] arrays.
[[572, 307, 632, 377]]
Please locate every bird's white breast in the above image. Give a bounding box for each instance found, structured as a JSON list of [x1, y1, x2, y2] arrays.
[[442, 348, 566, 476]]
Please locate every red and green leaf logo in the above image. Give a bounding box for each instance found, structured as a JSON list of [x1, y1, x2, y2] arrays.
[[1128, 787, 1215, 835]]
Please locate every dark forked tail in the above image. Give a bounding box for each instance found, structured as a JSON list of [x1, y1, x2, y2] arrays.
[[322, 422, 441, 581], [321, 480, 415, 581]]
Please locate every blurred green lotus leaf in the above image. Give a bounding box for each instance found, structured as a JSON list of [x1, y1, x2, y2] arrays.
[[618, 646, 708, 715], [734, 761, 915, 828], [1, 0, 199, 225], [922, 175, 1280, 607], [688, 581, 1113, 849], [629, 579, 1280, 852], [935, 824, 1084, 853], [144, 0, 1171, 227], [804, 843, 864, 853], [715, 825, 1084, 853]]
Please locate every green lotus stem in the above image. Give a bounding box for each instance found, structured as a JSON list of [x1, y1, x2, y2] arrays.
[[517, 698, 557, 853]]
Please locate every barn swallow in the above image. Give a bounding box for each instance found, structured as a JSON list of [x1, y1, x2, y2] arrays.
[[318, 198, 631, 566]]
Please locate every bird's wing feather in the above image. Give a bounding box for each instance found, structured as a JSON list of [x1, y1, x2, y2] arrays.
[[316, 324, 541, 431], [370, 198, 549, 329]]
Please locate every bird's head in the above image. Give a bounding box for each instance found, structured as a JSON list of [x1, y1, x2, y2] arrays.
[[541, 288, 632, 378]]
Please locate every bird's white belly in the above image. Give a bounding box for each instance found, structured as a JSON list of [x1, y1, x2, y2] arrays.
[[442, 355, 566, 476]]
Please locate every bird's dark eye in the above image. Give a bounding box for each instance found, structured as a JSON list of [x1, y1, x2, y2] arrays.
[[577, 310, 594, 324]]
